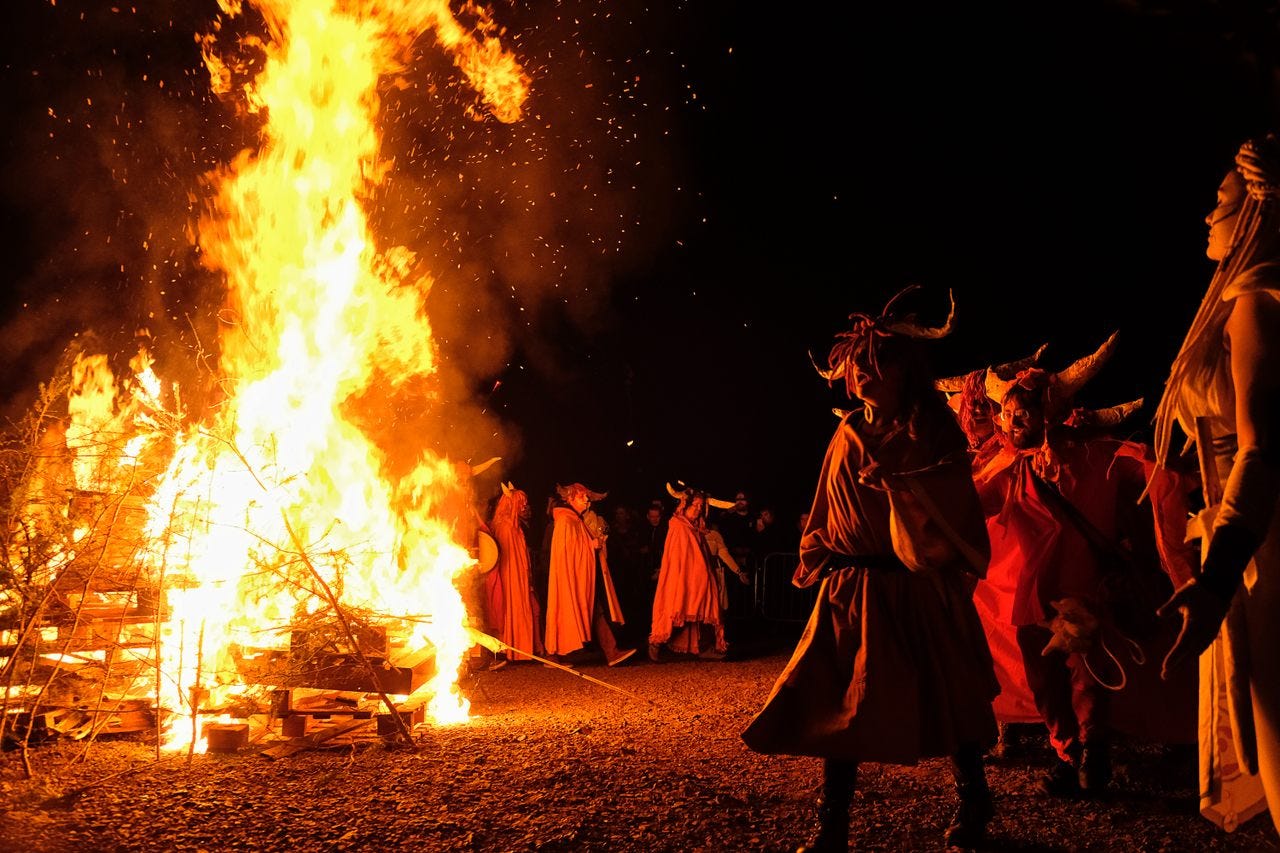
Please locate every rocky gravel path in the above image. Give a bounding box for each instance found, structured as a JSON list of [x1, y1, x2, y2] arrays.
[[1, 640, 1277, 852]]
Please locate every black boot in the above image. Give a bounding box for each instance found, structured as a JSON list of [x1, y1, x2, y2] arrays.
[[1039, 753, 1081, 798], [945, 742, 993, 850], [797, 760, 855, 853], [944, 793, 993, 850], [1078, 741, 1112, 797]]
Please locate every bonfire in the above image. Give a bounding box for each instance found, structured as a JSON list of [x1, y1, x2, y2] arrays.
[[0, 0, 529, 763]]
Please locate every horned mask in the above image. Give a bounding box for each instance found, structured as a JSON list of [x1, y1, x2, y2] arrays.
[[810, 285, 955, 387]]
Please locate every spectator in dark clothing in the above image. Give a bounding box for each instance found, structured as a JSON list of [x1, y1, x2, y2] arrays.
[[637, 500, 669, 641], [606, 503, 649, 648], [715, 490, 755, 570], [751, 504, 790, 560], [639, 501, 669, 579]]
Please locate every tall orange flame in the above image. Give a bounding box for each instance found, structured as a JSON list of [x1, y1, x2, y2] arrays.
[[140, 0, 527, 750]]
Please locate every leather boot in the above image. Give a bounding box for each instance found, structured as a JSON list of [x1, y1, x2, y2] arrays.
[[797, 759, 855, 853], [1078, 740, 1112, 797], [1039, 756, 1081, 797], [944, 742, 993, 850], [943, 790, 993, 851]]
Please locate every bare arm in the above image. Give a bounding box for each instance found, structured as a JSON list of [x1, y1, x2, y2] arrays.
[[1224, 290, 1280, 507]]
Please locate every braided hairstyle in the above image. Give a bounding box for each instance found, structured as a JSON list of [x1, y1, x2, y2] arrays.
[[1154, 133, 1280, 466]]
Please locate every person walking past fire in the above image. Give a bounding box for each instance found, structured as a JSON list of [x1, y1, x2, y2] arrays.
[[544, 482, 636, 667]]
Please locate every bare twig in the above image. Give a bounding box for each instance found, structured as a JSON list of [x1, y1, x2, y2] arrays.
[[279, 513, 417, 751], [466, 627, 653, 706]]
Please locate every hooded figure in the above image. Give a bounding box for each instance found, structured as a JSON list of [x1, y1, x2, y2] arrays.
[[489, 483, 543, 663], [543, 483, 635, 666]]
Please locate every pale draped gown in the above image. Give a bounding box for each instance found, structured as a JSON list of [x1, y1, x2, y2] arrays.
[[1169, 270, 1280, 832]]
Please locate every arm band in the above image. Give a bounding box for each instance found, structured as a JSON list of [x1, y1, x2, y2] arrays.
[[1200, 523, 1260, 603], [1216, 445, 1280, 538], [1201, 446, 1276, 602]]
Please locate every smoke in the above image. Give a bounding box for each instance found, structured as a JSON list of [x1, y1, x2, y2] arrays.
[[0, 0, 699, 511], [380, 13, 688, 338], [366, 0, 697, 480], [0, 3, 237, 423]]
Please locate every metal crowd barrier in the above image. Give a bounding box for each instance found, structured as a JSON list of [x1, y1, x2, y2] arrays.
[[755, 551, 819, 624], [716, 550, 819, 625]]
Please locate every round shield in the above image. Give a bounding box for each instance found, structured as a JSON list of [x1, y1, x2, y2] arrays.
[[476, 530, 499, 573]]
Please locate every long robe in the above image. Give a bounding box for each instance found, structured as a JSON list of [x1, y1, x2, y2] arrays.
[[650, 513, 725, 655], [491, 490, 540, 661], [544, 505, 624, 656], [741, 397, 999, 764], [544, 506, 598, 656]]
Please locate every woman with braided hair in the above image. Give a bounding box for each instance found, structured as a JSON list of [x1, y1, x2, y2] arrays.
[[1154, 135, 1280, 833], [741, 287, 999, 852]]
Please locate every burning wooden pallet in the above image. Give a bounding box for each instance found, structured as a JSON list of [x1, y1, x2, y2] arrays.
[[231, 622, 434, 748], [1, 487, 167, 745], [235, 623, 436, 693]]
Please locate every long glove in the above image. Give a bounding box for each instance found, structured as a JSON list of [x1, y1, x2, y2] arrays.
[[1157, 523, 1258, 679]]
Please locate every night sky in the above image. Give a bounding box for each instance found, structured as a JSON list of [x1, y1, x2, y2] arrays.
[[2, 1, 1279, 523]]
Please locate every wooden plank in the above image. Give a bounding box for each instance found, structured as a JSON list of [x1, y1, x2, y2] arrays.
[[260, 718, 370, 759]]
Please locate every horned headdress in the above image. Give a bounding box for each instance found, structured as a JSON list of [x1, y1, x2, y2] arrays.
[[495, 481, 530, 524], [666, 481, 735, 511], [934, 344, 1049, 396], [1064, 398, 1145, 431], [810, 285, 955, 391], [555, 482, 607, 504], [985, 331, 1143, 432], [934, 344, 1049, 445], [985, 331, 1122, 418]]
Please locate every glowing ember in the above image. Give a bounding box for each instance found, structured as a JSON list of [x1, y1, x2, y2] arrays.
[[124, 0, 529, 751]]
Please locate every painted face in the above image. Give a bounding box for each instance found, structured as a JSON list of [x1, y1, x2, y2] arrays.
[[683, 496, 705, 520], [568, 491, 591, 513], [1206, 168, 1246, 262], [1000, 394, 1044, 449]]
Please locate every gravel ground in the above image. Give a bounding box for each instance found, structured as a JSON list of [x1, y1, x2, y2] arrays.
[[1, 628, 1277, 853]]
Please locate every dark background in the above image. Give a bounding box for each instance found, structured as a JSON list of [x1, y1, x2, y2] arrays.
[[2, 1, 1279, 524]]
